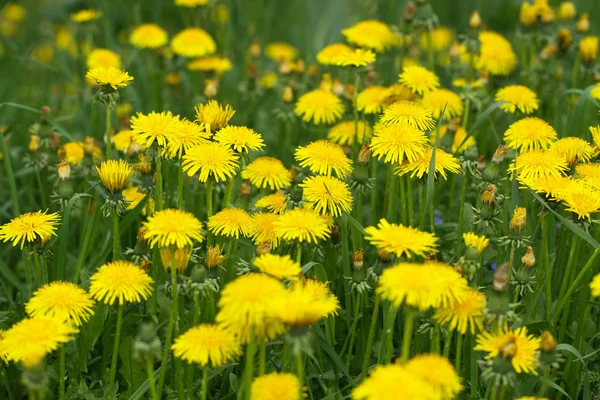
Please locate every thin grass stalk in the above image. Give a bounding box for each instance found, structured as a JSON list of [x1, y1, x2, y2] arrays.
[[58, 346, 66, 400], [0, 131, 20, 215], [258, 342, 266, 376], [155, 154, 164, 211], [112, 213, 120, 261], [401, 309, 414, 363], [201, 367, 209, 400], [345, 292, 361, 370], [361, 293, 380, 380], [146, 357, 158, 400], [242, 331, 256, 400], [107, 303, 124, 400], [443, 329, 453, 358], [382, 305, 398, 364], [554, 235, 580, 321], [105, 105, 113, 160]]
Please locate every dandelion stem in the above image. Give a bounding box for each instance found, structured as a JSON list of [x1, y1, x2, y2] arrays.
[[400, 309, 414, 363], [157, 257, 178, 398], [58, 346, 66, 400], [206, 180, 213, 245], [242, 331, 256, 400], [201, 367, 209, 400], [177, 164, 184, 209], [295, 350, 304, 398], [146, 358, 158, 400], [454, 333, 462, 373], [108, 303, 124, 400], [155, 154, 164, 211], [370, 161, 377, 225], [32, 251, 42, 288], [541, 214, 552, 319], [470, 334, 478, 399], [385, 164, 396, 222], [35, 169, 48, 210], [361, 293, 380, 380], [406, 176, 414, 226], [457, 172, 468, 248], [223, 178, 235, 209], [295, 242, 302, 264], [383, 305, 398, 364], [345, 292, 362, 370], [443, 329, 453, 358], [105, 104, 113, 160], [112, 213, 120, 261], [554, 235, 580, 322], [258, 342, 266, 376]]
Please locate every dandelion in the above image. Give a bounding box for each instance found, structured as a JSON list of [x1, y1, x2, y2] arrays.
[[256, 192, 288, 214], [475, 325, 541, 375], [420, 88, 463, 119], [434, 287, 486, 334], [250, 212, 280, 248], [380, 100, 436, 131], [496, 85, 539, 114], [87, 48, 121, 69], [214, 125, 265, 153], [144, 209, 204, 248], [333, 48, 376, 67], [182, 141, 239, 182], [342, 20, 397, 52], [451, 126, 476, 153], [130, 111, 181, 149], [275, 208, 331, 244], [96, 160, 134, 194], [327, 120, 372, 146], [2, 316, 78, 368], [275, 279, 339, 327], [265, 42, 297, 62], [195, 100, 235, 134], [590, 126, 600, 149], [463, 232, 490, 254], [172, 324, 241, 367], [130, 24, 168, 49], [556, 182, 600, 220], [364, 219, 438, 258], [175, 0, 208, 6], [208, 208, 255, 239], [580, 36, 599, 63], [187, 56, 232, 74], [399, 65, 440, 95], [476, 31, 517, 76], [216, 273, 286, 343], [60, 141, 85, 165], [504, 117, 557, 151], [352, 363, 437, 400], [167, 119, 209, 158], [575, 163, 600, 190], [395, 147, 461, 180], [251, 373, 301, 400], [385, 83, 416, 103], [89, 261, 154, 305], [405, 354, 463, 398], [86, 67, 133, 89], [295, 140, 352, 178], [26, 281, 95, 326], [0, 211, 60, 249], [419, 27, 453, 51], [122, 187, 146, 210], [316, 43, 352, 65], [71, 9, 102, 23], [356, 86, 389, 114], [300, 175, 353, 217], [171, 27, 216, 58], [294, 89, 344, 125], [254, 254, 301, 280], [205, 245, 226, 268], [510, 207, 527, 231], [590, 272, 600, 297], [509, 149, 568, 180], [242, 157, 292, 190], [113, 130, 133, 152], [370, 122, 427, 164], [550, 137, 595, 166]]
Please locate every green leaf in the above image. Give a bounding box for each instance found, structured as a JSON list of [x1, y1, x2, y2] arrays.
[[312, 323, 352, 381], [455, 100, 508, 151], [76, 302, 108, 374], [128, 367, 161, 400], [548, 379, 572, 399], [420, 103, 446, 228], [301, 261, 322, 275], [56, 194, 92, 281], [528, 188, 599, 248], [564, 85, 600, 138], [0, 259, 25, 293], [345, 212, 365, 235], [556, 343, 585, 364], [120, 196, 148, 232]]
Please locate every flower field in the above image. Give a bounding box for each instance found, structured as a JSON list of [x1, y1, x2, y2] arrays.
[[1, 0, 600, 399]]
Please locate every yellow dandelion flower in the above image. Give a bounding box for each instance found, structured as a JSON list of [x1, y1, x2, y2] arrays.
[[26, 281, 95, 326], [370, 122, 427, 164], [122, 186, 146, 210], [70, 9, 102, 23], [130, 24, 168, 49], [208, 208, 254, 238], [333, 48, 376, 67], [327, 120, 372, 146], [295, 89, 344, 125], [130, 111, 180, 149], [451, 126, 477, 153], [364, 219, 437, 258], [475, 325, 541, 375], [195, 100, 235, 134], [275, 279, 339, 327], [265, 42, 297, 62], [0, 330, 7, 363], [558, 2, 576, 19], [217, 273, 286, 343], [172, 323, 241, 367], [96, 160, 134, 193], [300, 175, 353, 217], [434, 287, 486, 334], [86, 48, 120, 69], [89, 261, 153, 305], [182, 141, 239, 182], [352, 363, 438, 400], [242, 157, 292, 190], [555, 182, 600, 220], [476, 31, 517, 76], [167, 119, 209, 159], [522, 175, 579, 199], [510, 207, 527, 231], [214, 125, 265, 153], [496, 85, 539, 115], [384, 83, 416, 103], [59, 141, 85, 165], [113, 130, 132, 153], [421, 88, 463, 119], [295, 140, 352, 178], [342, 20, 397, 52], [143, 208, 203, 249], [590, 272, 600, 297], [275, 208, 331, 244], [590, 125, 600, 149], [380, 100, 436, 131], [399, 65, 440, 95], [357, 86, 389, 114], [251, 372, 300, 400], [2, 316, 78, 368], [250, 212, 280, 248], [509, 149, 568, 180], [187, 56, 232, 74], [405, 353, 463, 399], [175, 0, 208, 6], [378, 261, 468, 310], [316, 43, 353, 65], [550, 137, 595, 166], [254, 253, 301, 280], [2, 3, 26, 22], [463, 232, 489, 254], [575, 163, 600, 190], [395, 146, 461, 180], [258, 72, 278, 89], [255, 192, 288, 214], [0, 211, 60, 249], [419, 27, 453, 51], [580, 36, 599, 63], [171, 27, 216, 58], [504, 117, 557, 151]]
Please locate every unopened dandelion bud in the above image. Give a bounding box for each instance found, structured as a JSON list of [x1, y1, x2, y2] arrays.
[[576, 13, 590, 33], [353, 249, 364, 270], [482, 145, 507, 181], [558, 29, 573, 51], [358, 143, 371, 166], [330, 224, 340, 246], [133, 322, 161, 361], [332, 79, 345, 97], [481, 184, 497, 204], [191, 266, 207, 283], [205, 245, 225, 268], [249, 42, 261, 57], [165, 72, 181, 86], [84, 137, 98, 155], [377, 248, 391, 263], [307, 64, 318, 77], [295, 59, 305, 74], [290, 185, 303, 204], [559, 2, 576, 20], [465, 247, 479, 262], [29, 135, 40, 152], [493, 263, 509, 292], [290, 165, 297, 183], [204, 79, 219, 98], [540, 331, 557, 352], [279, 60, 293, 75], [404, 2, 416, 21], [463, 145, 478, 162], [492, 145, 508, 164], [521, 246, 536, 268], [509, 207, 527, 232], [282, 86, 294, 103], [469, 11, 481, 29], [57, 160, 71, 180], [138, 260, 152, 273], [41, 105, 51, 115], [480, 202, 495, 220]]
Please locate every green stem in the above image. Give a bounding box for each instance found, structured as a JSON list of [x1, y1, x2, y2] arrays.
[[401, 309, 414, 363], [32, 251, 42, 288], [243, 331, 256, 400], [187, 292, 201, 395], [383, 305, 398, 364], [35, 169, 48, 210], [457, 173, 468, 246], [172, 260, 184, 400], [58, 346, 66, 400], [406, 176, 414, 226], [462, 98, 471, 129], [386, 165, 397, 222], [222, 178, 235, 209], [177, 164, 184, 209], [112, 213, 120, 261], [157, 257, 178, 398], [361, 293, 380, 380], [201, 367, 208, 400], [294, 350, 304, 398], [370, 161, 377, 225], [0, 129, 21, 215], [398, 175, 406, 225], [427, 30, 435, 70], [258, 342, 266, 376], [454, 333, 463, 373], [443, 329, 453, 358], [541, 215, 552, 319], [295, 242, 302, 264], [345, 292, 362, 370], [155, 154, 163, 211], [571, 53, 581, 89], [554, 235, 581, 320], [470, 334, 478, 399], [146, 358, 158, 400], [105, 104, 113, 159], [108, 303, 124, 400]]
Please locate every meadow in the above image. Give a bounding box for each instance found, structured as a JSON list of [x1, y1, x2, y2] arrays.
[[1, 0, 600, 399]]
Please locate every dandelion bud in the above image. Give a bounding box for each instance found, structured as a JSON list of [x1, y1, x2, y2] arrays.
[[358, 143, 371, 166], [137, 153, 153, 175], [469, 11, 481, 29], [282, 86, 294, 103], [477, 155, 486, 171], [295, 59, 305, 74], [290, 165, 297, 182], [40, 105, 51, 115], [165, 72, 181, 86], [191, 266, 207, 283], [492, 145, 508, 164], [204, 79, 219, 98], [579, 36, 599, 64], [491, 263, 509, 292], [540, 331, 557, 352], [558, 2, 576, 20], [558, 28, 573, 51], [332, 79, 345, 97], [133, 322, 161, 362], [279, 60, 293, 74], [464, 145, 478, 161], [49, 133, 61, 151], [57, 160, 71, 180], [249, 42, 261, 58], [307, 64, 318, 77], [509, 207, 527, 232], [290, 185, 303, 204], [377, 248, 391, 263], [29, 135, 40, 152], [96, 159, 134, 194], [541, 44, 559, 60], [256, 241, 272, 255], [576, 13, 590, 33], [404, 2, 415, 21], [330, 223, 340, 245], [353, 249, 364, 270], [205, 245, 225, 268], [449, 41, 461, 59], [239, 180, 252, 199], [84, 137, 98, 155], [521, 246, 536, 268], [160, 246, 192, 272], [481, 184, 497, 205], [138, 260, 152, 273], [482, 145, 507, 181]]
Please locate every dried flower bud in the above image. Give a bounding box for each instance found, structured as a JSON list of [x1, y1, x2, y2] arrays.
[[492, 145, 508, 164], [29, 135, 40, 152], [483, 145, 507, 181], [332, 79, 345, 97], [307, 64, 318, 77], [521, 246, 536, 268], [84, 137, 98, 155], [282, 86, 294, 103], [138, 260, 152, 273], [239, 180, 252, 198], [541, 44, 559, 60], [57, 160, 71, 180], [353, 249, 364, 270], [493, 263, 509, 292], [205, 245, 226, 268], [256, 241, 272, 255], [481, 184, 496, 205], [540, 331, 557, 352], [137, 226, 149, 242], [377, 248, 391, 263], [510, 207, 527, 231], [41, 105, 51, 115], [358, 143, 371, 166], [404, 2, 416, 21], [469, 11, 481, 29]]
